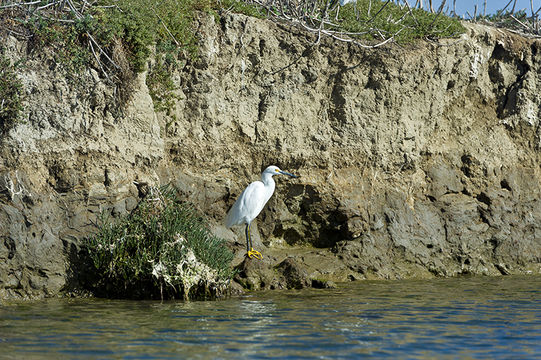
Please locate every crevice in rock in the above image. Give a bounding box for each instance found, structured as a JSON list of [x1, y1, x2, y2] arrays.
[[479, 208, 491, 225], [3, 237, 16, 260], [104, 169, 111, 187], [494, 263, 510, 275], [496, 66, 530, 120], [490, 43, 508, 62], [500, 179, 512, 191], [258, 39, 266, 57], [460, 154, 477, 178], [498, 83, 520, 119], [476, 192, 491, 206], [328, 65, 348, 126], [257, 91, 269, 122], [488, 238, 498, 251]]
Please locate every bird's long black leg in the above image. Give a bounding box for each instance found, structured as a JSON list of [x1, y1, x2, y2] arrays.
[[245, 222, 262, 260], [245, 223, 250, 254]]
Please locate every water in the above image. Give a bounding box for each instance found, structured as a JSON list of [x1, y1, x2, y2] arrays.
[[1, 276, 540, 359]]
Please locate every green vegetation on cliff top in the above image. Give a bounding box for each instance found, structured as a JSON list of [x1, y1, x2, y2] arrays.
[[1, 0, 464, 77], [0, 0, 465, 117]]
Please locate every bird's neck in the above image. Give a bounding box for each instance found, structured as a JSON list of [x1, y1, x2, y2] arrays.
[[261, 173, 276, 187]]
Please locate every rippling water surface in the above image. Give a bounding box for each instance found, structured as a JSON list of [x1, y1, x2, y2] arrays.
[[1, 275, 540, 359]]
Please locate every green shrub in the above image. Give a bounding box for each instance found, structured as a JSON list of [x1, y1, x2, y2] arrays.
[[90, 0, 212, 71], [26, 15, 93, 72], [84, 186, 235, 300], [326, 0, 465, 43], [15, 0, 211, 79], [0, 55, 24, 134], [147, 49, 181, 114]]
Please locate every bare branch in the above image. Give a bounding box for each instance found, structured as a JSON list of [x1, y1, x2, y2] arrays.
[[510, 14, 532, 30], [0, 1, 40, 9], [88, 35, 111, 80], [86, 32, 120, 69], [501, 0, 514, 13]]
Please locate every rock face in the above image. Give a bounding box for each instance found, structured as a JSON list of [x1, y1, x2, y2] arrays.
[[1, 14, 541, 299]]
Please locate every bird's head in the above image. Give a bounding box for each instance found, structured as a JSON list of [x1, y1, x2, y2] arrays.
[[264, 165, 298, 178]]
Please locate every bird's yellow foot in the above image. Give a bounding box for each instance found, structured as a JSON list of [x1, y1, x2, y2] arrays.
[[247, 248, 263, 260]]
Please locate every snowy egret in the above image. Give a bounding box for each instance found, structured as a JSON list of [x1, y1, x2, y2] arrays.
[[225, 165, 298, 259]]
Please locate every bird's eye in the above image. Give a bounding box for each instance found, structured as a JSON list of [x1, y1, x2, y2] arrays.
[[275, 169, 279, 172]]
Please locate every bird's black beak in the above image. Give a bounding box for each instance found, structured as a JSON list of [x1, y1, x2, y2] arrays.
[[279, 170, 298, 178]]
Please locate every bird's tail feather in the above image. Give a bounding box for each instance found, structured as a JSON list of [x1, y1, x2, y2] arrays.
[[225, 202, 239, 228]]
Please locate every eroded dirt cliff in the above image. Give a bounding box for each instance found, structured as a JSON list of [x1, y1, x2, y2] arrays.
[[1, 13, 541, 299]]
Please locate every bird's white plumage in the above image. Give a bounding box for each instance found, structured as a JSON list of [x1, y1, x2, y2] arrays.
[[225, 165, 297, 258], [225, 180, 275, 227], [225, 167, 278, 228]]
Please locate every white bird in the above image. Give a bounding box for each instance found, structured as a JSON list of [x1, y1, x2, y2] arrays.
[[225, 165, 298, 259]]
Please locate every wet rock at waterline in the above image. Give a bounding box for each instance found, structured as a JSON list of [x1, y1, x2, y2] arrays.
[[234, 255, 319, 291], [1, 15, 541, 299]]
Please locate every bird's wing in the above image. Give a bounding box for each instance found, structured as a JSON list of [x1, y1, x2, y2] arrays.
[[225, 181, 265, 228], [239, 181, 267, 220]]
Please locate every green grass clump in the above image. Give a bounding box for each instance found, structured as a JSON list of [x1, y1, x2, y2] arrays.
[[334, 0, 465, 43], [91, 0, 211, 72], [0, 54, 24, 134], [14, 0, 212, 85], [84, 186, 234, 300]]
